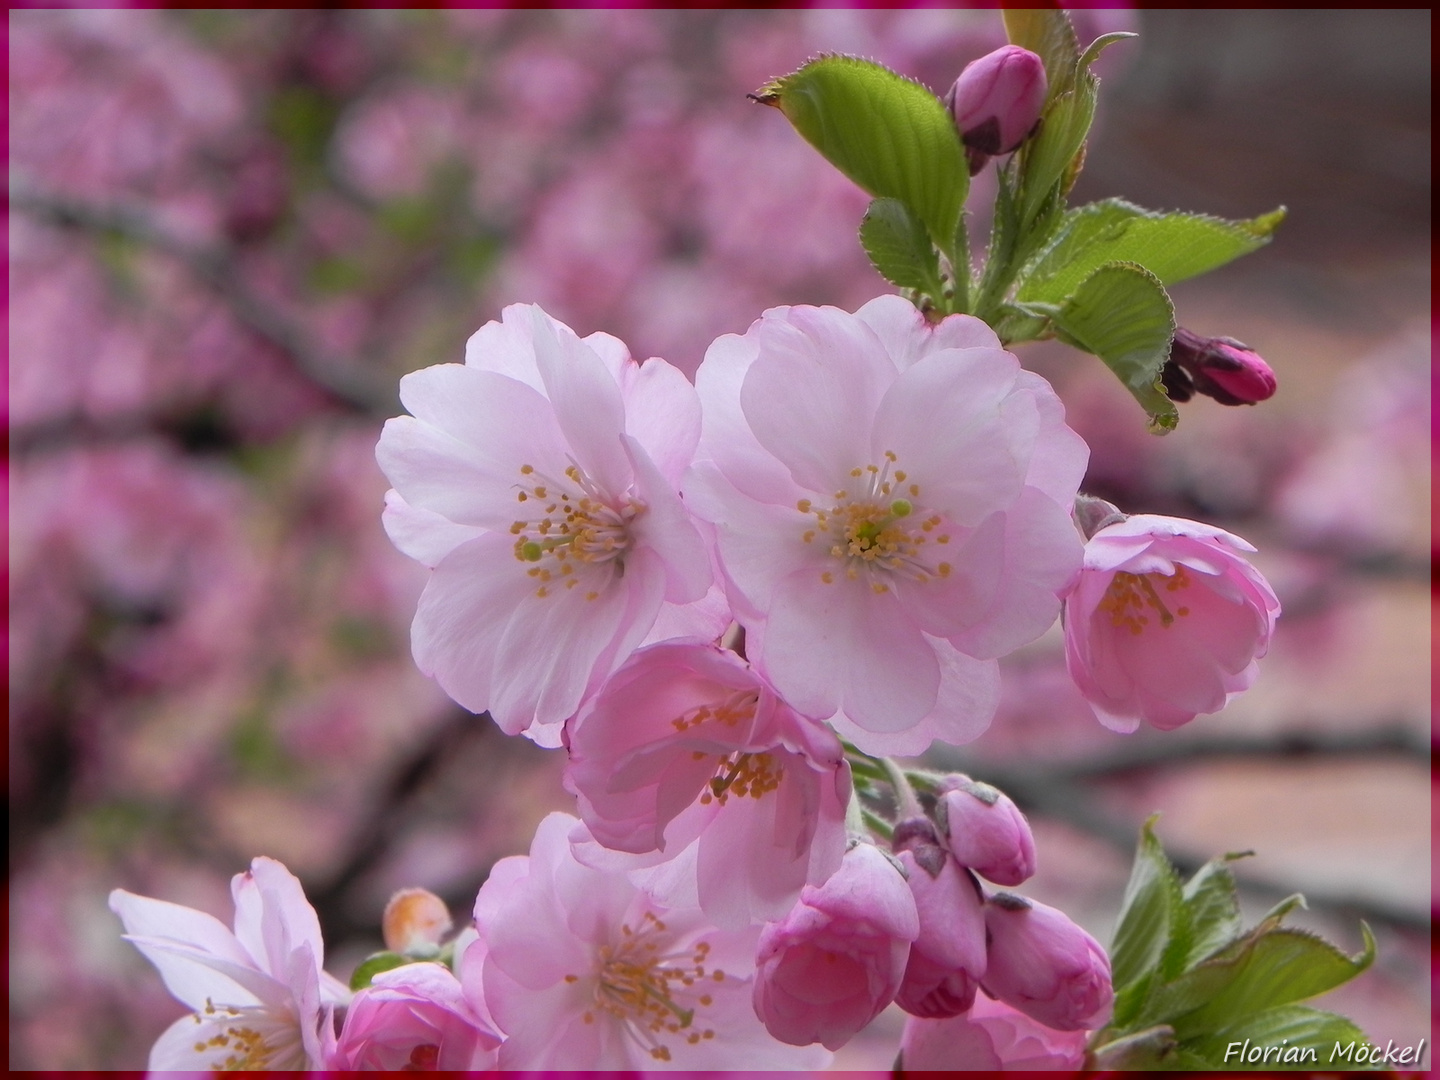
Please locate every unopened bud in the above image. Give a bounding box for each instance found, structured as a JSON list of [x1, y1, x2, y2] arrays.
[[937, 776, 1036, 886], [944, 46, 1047, 175], [982, 894, 1113, 1031], [1163, 328, 1277, 406], [382, 887, 453, 957]]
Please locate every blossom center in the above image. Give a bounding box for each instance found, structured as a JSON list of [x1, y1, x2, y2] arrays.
[[797, 453, 951, 592], [402, 1044, 440, 1071], [700, 751, 781, 805], [510, 462, 642, 600], [1100, 567, 1194, 634], [568, 912, 724, 1062], [190, 999, 306, 1071]]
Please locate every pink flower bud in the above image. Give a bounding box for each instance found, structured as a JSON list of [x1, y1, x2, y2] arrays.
[[982, 893, 1113, 1032], [1063, 514, 1282, 733], [893, 828, 987, 1019], [753, 841, 919, 1050], [1163, 327, 1277, 406], [382, 887, 453, 956], [944, 45, 1047, 173], [899, 993, 1091, 1070], [937, 777, 1037, 886], [330, 961, 500, 1071]]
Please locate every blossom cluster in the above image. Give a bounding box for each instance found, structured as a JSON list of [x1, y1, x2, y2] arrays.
[[115, 294, 1281, 1068]]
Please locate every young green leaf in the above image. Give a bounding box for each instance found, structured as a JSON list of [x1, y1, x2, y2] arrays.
[[349, 950, 410, 990], [1169, 925, 1376, 1039], [1002, 9, 1081, 104], [1177, 852, 1249, 970], [1109, 816, 1184, 992], [1018, 199, 1286, 302], [1015, 83, 1096, 228], [1048, 263, 1178, 432], [859, 197, 944, 299], [753, 56, 967, 251], [1186, 1004, 1373, 1070]]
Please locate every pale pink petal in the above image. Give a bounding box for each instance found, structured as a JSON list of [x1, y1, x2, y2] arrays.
[[1015, 371, 1090, 504], [762, 570, 938, 731], [231, 857, 326, 982], [108, 890, 256, 1012], [854, 294, 1001, 371], [527, 306, 631, 498], [381, 488, 484, 569], [620, 357, 702, 484], [463, 305, 543, 391], [872, 347, 1028, 525], [622, 433, 711, 604], [410, 533, 538, 723], [740, 306, 894, 494]]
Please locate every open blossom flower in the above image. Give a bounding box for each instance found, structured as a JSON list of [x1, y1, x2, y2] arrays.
[[472, 812, 828, 1071], [982, 894, 1113, 1032], [330, 961, 500, 1071], [377, 303, 714, 745], [752, 840, 920, 1050], [564, 642, 850, 929], [899, 993, 1090, 1070], [109, 857, 350, 1071], [687, 295, 1086, 751], [1063, 514, 1281, 732]]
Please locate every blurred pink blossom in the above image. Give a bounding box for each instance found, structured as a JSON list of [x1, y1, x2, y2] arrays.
[[899, 992, 1090, 1070]]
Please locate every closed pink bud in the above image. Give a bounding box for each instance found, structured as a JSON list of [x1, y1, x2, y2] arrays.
[[982, 893, 1113, 1032], [893, 830, 987, 1019], [945, 45, 1047, 173], [937, 777, 1037, 886], [753, 841, 919, 1050], [1163, 327, 1277, 406]]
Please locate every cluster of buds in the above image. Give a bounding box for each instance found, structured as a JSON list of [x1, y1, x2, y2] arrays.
[[944, 45, 1048, 174], [1161, 327, 1277, 406], [749, 774, 1112, 1058]]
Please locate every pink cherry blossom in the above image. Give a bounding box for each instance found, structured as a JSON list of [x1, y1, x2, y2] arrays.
[[330, 961, 500, 1071], [752, 840, 920, 1050], [937, 775, 1037, 886], [1063, 514, 1281, 732], [377, 303, 714, 745], [982, 893, 1113, 1032], [687, 295, 1086, 751], [108, 856, 350, 1071], [471, 812, 828, 1070], [564, 642, 851, 929], [899, 993, 1090, 1070], [893, 832, 987, 1019]]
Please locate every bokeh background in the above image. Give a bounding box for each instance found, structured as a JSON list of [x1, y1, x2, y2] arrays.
[[8, 9, 1431, 1069]]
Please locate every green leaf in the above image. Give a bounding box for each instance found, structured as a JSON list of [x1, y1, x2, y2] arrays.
[[1186, 1005, 1374, 1070], [1110, 816, 1184, 993], [859, 197, 944, 299], [1170, 925, 1376, 1039], [1177, 852, 1249, 970], [1018, 199, 1286, 302], [1015, 82, 1096, 226], [1089, 1026, 1214, 1071], [349, 951, 409, 991], [754, 56, 967, 249], [1003, 9, 1081, 104], [1048, 263, 1178, 433]]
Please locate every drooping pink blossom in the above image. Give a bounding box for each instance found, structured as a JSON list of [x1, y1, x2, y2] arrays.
[[899, 992, 1090, 1070], [687, 295, 1086, 751], [752, 840, 920, 1050], [330, 961, 501, 1071], [1063, 514, 1281, 732], [564, 642, 851, 929], [377, 303, 715, 745], [892, 824, 987, 1019], [108, 857, 350, 1071], [937, 775, 1037, 887], [471, 812, 828, 1070], [982, 893, 1113, 1032]]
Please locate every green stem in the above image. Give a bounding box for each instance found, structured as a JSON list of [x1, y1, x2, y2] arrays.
[[880, 757, 923, 820]]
